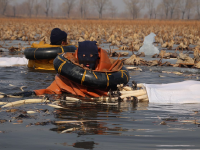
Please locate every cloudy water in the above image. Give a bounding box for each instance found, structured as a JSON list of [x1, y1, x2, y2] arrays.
[[0, 64, 200, 150], [0, 39, 200, 149]]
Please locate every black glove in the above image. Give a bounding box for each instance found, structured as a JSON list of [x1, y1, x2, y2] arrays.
[[12, 91, 36, 97]]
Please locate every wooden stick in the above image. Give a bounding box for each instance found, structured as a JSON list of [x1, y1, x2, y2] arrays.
[[2, 99, 50, 108]]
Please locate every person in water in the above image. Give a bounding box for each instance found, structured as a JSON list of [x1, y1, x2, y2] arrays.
[[14, 41, 123, 97], [50, 28, 68, 45]]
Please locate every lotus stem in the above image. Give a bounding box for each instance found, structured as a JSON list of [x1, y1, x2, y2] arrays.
[[61, 128, 78, 134], [27, 111, 38, 114], [0, 102, 8, 105], [20, 86, 27, 91], [90, 96, 118, 102], [126, 67, 138, 70], [7, 95, 23, 98], [102, 103, 118, 105], [136, 84, 144, 88], [123, 86, 133, 91], [2, 99, 50, 108], [119, 89, 145, 95], [120, 90, 146, 99], [0, 95, 4, 99], [65, 97, 80, 101], [137, 95, 148, 101], [47, 104, 65, 109]]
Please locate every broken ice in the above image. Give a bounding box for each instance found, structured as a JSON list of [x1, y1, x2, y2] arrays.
[[0, 57, 28, 67], [138, 33, 159, 56]]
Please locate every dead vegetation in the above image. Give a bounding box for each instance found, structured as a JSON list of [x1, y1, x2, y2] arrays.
[[1, 18, 200, 68]]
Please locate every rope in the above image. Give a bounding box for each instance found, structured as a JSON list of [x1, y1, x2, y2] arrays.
[[106, 73, 112, 88], [57, 56, 65, 62], [120, 70, 129, 82], [34, 48, 38, 59], [81, 70, 87, 85], [93, 72, 98, 79], [60, 46, 64, 53], [57, 56, 68, 74]]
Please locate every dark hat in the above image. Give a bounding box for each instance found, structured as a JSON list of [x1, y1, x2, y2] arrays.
[[50, 28, 67, 45], [78, 41, 98, 55]]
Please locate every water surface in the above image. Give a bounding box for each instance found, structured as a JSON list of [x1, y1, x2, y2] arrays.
[[0, 65, 200, 150], [0, 41, 200, 150]]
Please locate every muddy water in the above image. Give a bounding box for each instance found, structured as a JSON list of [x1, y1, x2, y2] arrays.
[[0, 41, 200, 150], [0, 66, 200, 150]]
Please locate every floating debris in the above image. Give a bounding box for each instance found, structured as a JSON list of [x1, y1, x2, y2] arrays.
[[1, 98, 50, 108], [0, 119, 7, 124], [26, 111, 38, 114], [47, 104, 65, 109], [126, 67, 142, 71], [54, 120, 102, 124], [160, 121, 167, 125]]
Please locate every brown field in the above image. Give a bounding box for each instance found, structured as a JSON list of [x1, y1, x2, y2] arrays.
[[1, 18, 200, 68], [1, 18, 200, 46]]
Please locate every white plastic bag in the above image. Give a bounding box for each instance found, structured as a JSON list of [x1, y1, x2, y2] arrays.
[[143, 80, 200, 104]]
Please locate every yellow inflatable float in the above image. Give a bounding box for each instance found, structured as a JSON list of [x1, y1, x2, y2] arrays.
[[24, 41, 76, 70]]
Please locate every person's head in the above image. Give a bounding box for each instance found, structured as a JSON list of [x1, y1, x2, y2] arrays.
[[78, 41, 99, 70], [50, 28, 68, 45]]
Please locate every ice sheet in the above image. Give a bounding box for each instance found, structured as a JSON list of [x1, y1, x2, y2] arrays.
[[0, 57, 28, 67]]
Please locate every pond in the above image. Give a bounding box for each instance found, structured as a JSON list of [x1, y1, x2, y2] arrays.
[[0, 41, 200, 150]]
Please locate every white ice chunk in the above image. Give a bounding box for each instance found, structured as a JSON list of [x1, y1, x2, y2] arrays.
[[138, 33, 159, 56], [0, 57, 28, 67]]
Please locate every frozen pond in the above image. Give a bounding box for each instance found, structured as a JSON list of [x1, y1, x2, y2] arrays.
[[0, 40, 200, 150]]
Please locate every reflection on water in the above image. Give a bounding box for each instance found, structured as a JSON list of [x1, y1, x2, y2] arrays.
[[0, 63, 200, 149], [43, 96, 200, 138], [73, 141, 97, 149], [49, 98, 130, 135]]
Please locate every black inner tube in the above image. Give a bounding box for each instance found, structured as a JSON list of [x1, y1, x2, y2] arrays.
[[53, 54, 130, 89], [24, 45, 77, 60]]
